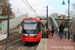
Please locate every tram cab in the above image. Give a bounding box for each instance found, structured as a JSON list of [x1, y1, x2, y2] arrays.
[[22, 17, 41, 42]]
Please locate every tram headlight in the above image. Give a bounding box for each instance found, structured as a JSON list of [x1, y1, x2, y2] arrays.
[[34, 35, 36, 38], [23, 35, 25, 38]]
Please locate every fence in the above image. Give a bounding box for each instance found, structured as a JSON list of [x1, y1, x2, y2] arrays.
[[63, 29, 72, 39]]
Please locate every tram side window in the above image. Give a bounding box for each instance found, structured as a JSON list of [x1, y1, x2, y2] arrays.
[[37, 22, 41, 33]]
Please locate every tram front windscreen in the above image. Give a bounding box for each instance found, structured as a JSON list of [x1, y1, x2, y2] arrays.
[[22, 19, 37, 34]]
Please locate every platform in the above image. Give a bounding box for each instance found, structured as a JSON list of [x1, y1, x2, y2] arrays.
[[0, 34, 7, 40], [37, 34, 75, 50], [36, 38, 47, 50]]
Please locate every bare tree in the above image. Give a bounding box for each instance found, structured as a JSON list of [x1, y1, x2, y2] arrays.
[[59, 14, 67, 18], [0, 0, 15, 18], [72, 2, 75, 9], [49, 13, 59, 18], [72, 2, 75, 17], [65, 2, 75, 18]]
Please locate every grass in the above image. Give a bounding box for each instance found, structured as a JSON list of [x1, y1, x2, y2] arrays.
[[11, 28, 18, 30], [9, 32, 18, 36], [8, 33, 21, 39]]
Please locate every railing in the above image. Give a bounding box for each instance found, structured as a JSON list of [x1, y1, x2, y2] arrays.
[[63, 29, 72, 40]]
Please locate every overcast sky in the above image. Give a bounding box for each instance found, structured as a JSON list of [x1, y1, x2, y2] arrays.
[[9, 0, 75, 17]]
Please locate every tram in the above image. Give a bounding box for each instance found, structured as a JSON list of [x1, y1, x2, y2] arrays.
[[22, 17, 41, 42]]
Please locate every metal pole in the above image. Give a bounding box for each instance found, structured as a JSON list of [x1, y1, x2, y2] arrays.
[[7, 4, 10, 38], [6, 3, 10, 50], [46, 6, 48, 38], [63, 17, 64, 26], [68, 0, 70, 39]]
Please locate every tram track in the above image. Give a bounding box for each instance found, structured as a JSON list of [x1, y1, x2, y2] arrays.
[[1, 38, 22, 50], [0, 33, 21, 45], [0, 35, 21, 46], [7, 41, 25, 50], [4, 40, 22, 50], [0, 34, 22, 50], [19, 42, 39, 50], [18, 44, 25, 50]]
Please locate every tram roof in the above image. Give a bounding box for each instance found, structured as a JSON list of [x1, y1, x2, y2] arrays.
[[22, 17, 41, 22]]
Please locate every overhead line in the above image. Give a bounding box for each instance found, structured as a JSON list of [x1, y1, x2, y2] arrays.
[[25, 0, 38, 15], [22, 0, 38, 16], [11, 8, 24, 14]]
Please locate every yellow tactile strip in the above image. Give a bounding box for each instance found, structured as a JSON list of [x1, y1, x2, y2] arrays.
[[45, 39, 47, 50]]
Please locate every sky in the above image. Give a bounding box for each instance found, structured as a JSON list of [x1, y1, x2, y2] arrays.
[[9, 0, 75, 17]]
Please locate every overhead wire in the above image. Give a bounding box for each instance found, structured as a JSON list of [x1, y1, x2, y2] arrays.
[[11, 8, 24, 14], [25, 0, 38, 16], [22, 0, 38, 16]]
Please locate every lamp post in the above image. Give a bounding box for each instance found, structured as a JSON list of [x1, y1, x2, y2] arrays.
[[46, 6, 48, 38], [62, 0, 70, 39]]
